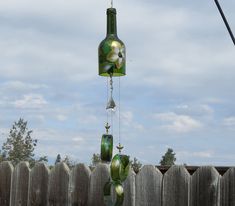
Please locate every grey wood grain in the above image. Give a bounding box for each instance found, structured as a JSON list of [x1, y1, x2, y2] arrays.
[[48, 163, 70, 206], [70, 163, 91, 206], [191, 166, 220, 206], [28, 163, 50, 206], [0, 161, 14, 206], [10, 161, 30, 206], [162, 165, 190, 206], [123, 169, 135, 206], [220, 167, 235, 206], [136, 165, 162, 206], [88, 163, 109, 206]]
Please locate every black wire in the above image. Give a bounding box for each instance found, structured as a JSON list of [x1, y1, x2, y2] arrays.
[[214, 0, 235, 45]]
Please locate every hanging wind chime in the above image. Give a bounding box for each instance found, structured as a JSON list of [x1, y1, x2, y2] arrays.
[[98, 0, 130, 205]]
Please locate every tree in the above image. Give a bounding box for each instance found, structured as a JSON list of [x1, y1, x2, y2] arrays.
[[1, 118, 47, 167], [62, 155, 77, 169], [130, 157, 142, 174], [55, 154, 61, 165], [160, 148, 176, 166], [90, 153, 101, 169]]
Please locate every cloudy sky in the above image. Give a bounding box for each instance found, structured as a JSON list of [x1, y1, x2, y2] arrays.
[[0, 0, 235, 166]]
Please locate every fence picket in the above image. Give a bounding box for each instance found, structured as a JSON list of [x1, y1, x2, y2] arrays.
[[136, 165, 162, 206], [163, 165, 190, 206], [221, 167, 235, 206], [0, 161, 14, 206], [123, 169, 136, 206], [191, 166, 220, 206], [10, 162, 30, 206], [70, 163, 91, 206], [1, 162, 235, 205], [28, 162, 50, 206], [88, 163, 109, 206], [48, 163, 70, 206]]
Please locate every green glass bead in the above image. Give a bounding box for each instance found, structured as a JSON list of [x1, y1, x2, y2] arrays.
[[103, 180, 124, 206], [98, 8, 126, 77], [110, 154, 130, 182], [101, 134, 113, 162]]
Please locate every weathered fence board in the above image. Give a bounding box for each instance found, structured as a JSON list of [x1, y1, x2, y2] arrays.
[[136, 165, 162, 206], [88, 163, 109, 206], [123, 169, 136, 206], [28, 162, 50, 206], [1, 163, 235, 206], [0, 161, 13, 206], [221, 167, 235, 206], [10, 162, 30, 206], [70, 163, 91, 206], [163, 165, 190, 206], [48, 163, 70, 206], [191, 166, 220, 206]]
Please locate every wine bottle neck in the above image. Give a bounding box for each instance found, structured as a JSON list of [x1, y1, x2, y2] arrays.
[[107, 8, 117, 36]]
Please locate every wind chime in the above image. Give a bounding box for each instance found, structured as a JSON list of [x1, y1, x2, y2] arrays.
[[98, 0, 130, 205]]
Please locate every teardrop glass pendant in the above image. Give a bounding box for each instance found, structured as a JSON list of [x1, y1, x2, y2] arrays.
[[106, 96, 116, 110]]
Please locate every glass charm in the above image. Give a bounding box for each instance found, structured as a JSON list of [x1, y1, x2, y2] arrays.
[[104, 180, 124, 206], [98, 8, 126, 77], [101, 134, 113, 162], [110, 154, 130, 182]]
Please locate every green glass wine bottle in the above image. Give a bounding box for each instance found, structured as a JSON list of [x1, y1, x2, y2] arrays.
[[98, 8, 126, 77]]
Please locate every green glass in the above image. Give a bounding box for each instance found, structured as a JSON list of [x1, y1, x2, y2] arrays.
[[103, 180, 124, 206], [98, 8, 126, 77], [110, 154, 130, 182], [101, 134, 113, 162]]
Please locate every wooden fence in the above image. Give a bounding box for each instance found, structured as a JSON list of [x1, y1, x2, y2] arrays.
[[0, 161, 234, 206]]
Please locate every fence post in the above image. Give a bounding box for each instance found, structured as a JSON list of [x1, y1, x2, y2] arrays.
[[48, 162, 70, 206], [0, 161, 14, 206], [191, 166, 220, 206], [136, 165, 162, 206], [28, 162, 50, 206], [221, 167, 235, 206], [162, 165, 190, 206], [70, 163, 91, 206], [88, 163, 109, 206], [10, 162, 30, 206]]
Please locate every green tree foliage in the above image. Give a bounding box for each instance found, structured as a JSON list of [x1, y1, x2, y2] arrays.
[[130, 157, 142, 174], [90, 153, 101, 170], [62, 155, 77, 169], [55, 154, 61, 165], [1, 118, 47, 167], [160, 148, 176, 166]]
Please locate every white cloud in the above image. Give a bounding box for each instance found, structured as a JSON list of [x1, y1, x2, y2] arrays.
[[154, 112, 202, 133], [177, 150, 214, 159], [56, 114, 67, 121], [72, 137, 84, 143], [176, 104, 214, 116], [121, 111, 133, 126], [12, 94, 48, 109], [223, 117, 235, 127]]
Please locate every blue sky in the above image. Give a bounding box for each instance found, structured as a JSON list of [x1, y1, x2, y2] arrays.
[[0, 0, 235, 166]]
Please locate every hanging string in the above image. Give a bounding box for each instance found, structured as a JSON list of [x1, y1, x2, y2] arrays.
[[106, 77, 109, 124], [110, 75, 114, 135], [118, 77, 121, 147], [111, 0, 113, 8]]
